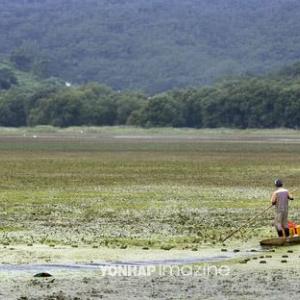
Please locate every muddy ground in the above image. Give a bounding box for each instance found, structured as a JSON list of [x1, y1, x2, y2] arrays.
[[0, 244, 300, 299]]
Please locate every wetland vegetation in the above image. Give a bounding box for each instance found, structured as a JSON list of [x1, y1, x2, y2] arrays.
[[1, 127, 299, 250]]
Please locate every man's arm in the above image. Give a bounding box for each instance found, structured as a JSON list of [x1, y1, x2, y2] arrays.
[[288, 192, 294, 200], [271, 192, 277, 205]]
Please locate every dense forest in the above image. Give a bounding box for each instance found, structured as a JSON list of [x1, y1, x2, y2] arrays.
[[1, 0, 300, 92], [1, 59, 300, 128]]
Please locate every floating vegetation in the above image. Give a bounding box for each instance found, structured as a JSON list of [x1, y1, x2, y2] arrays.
[[33, 272, 53, 278], [239, 260, 248, 264], [259, 260, 267, 264], [281, 260, 288, 263], [160, 245, 175, 251]]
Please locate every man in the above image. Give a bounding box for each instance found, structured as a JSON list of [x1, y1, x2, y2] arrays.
[[271, 179, 294, 238]]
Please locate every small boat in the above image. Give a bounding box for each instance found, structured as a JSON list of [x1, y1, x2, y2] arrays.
[[260, 236, 300, 246]]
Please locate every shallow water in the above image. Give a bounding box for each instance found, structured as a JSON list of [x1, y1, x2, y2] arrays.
[[0, 254, 234, 272]]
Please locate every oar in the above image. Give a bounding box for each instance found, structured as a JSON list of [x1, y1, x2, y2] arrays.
[[221, 204, 273, 243]]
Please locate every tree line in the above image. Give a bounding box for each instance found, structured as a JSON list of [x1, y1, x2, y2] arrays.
[[1, 63, 300, 128]]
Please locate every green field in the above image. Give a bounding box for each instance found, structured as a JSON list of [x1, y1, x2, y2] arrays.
[[1, 127, 300, 249]]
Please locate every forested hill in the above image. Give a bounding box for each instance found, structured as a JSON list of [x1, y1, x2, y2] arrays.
[[1, 0, 300, 93]]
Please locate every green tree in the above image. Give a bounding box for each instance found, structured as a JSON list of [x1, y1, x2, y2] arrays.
[[0, 68, 18, 90], [140, 94, 184, 127], [79, 83, 117, 125], [0, 90, 27, 126], [10, 48, 34, 72], [115, 92, 147, 125], [28, 88, 84, 127]]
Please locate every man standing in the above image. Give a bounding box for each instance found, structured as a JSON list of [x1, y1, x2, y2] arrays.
[[271, 179, 294, 238]]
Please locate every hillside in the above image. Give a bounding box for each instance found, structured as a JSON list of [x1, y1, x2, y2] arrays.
[[0, 60, 63, 91], [1, 0, 300, 92]]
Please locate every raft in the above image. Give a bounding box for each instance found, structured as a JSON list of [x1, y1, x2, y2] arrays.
[[260, 236, 300, 246]]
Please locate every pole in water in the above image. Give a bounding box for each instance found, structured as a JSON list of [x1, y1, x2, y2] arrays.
[[221, 204, 273, 243]]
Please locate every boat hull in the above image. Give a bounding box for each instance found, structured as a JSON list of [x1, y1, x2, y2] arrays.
[[260, 236, 300, 246]]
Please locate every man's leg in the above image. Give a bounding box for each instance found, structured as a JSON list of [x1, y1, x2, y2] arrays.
[[277, 229, 283, 237], [283, 211, 289, 238], [275, 213, 283, 237], [284, 227, 290, 237]]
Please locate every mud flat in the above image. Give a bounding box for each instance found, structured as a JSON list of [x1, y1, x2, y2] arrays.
[[0, 244, 300, 299]]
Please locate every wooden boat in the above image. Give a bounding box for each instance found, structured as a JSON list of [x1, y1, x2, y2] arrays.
[[260, 236, 300, 246]]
